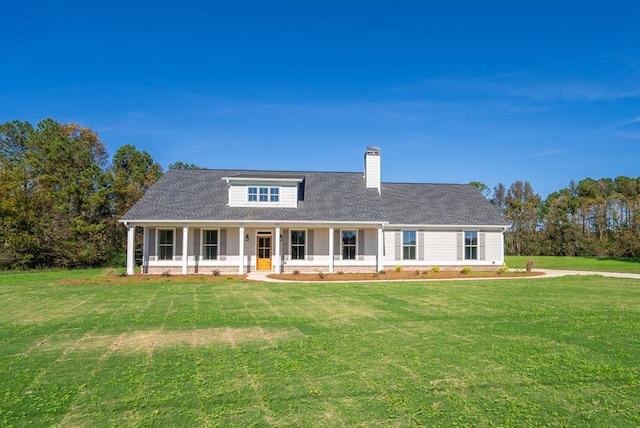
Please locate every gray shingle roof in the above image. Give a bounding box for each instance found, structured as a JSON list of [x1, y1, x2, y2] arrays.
[[381, 182, 507, 225], [121, 169, 507, 226]]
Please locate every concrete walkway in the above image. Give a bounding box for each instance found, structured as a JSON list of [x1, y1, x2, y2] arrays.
[[245, 269, 640, 283]]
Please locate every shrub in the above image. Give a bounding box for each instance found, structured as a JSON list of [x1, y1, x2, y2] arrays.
[[394, 266, 402, 272], [431, 266, 440, 273], [317, 271, 325, 279], [461, 266, 472, 274], [372, 272, 379, 278], [413, 270, 420, 276], [337, 271, 344, 275], [526, 260, 535, 272], [422, 271, 429, 275], [292, 270, 300, 275], [161, 270, 171, 277], [497, 265, 509, 274], [102, 268, 117, 276], [212, 269, 221, 276], [378, 270, 386, 275]]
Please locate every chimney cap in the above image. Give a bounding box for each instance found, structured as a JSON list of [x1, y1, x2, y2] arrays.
[[366, 146, 380, 155]]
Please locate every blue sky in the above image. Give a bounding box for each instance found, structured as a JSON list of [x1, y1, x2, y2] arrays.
[[2, 0, 639, 198]]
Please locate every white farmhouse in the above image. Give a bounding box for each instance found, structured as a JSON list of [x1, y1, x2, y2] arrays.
[[121, 147, 507, 275]]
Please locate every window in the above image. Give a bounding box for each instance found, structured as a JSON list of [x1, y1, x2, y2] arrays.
[[259, 187, 269, 201], [342, 230, 357, 260], [465, 231, 478, 260], [270, 187, 279, 202], [290, 230, 305, 260], [248, 187, 257, 201], [403, 230, 416, 260], [202, 229, 218, 260], [248, 186, 280, 203], [158, 229, 174, 260]]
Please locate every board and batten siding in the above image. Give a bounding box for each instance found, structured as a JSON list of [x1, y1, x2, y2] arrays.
[[228, 182, 298, 207]]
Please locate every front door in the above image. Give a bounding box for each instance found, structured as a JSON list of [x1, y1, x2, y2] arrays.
[[256, 235, 272, 270]]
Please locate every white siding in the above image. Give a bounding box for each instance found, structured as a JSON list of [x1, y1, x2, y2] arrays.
[[484, 230, 504, 264], [384, 230, 396, 261], [225, 228, 240, 256], [424, 230, 458, 263], [362, 229, 376, 256], [228, 182, 298, 208], [365, 150, 380, 192], [312, 228, 329, 255]]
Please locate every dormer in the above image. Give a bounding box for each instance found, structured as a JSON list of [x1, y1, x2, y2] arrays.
[[223, 175, 305, 208]]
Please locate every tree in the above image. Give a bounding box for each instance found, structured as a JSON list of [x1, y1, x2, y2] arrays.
[[0, 119, 112, 268], [168, 161, 205, 170], [109, 144, 163, 219], [469, 181, 491, 198], [108, 145, 163, 258], [503, 181, 541, 255]]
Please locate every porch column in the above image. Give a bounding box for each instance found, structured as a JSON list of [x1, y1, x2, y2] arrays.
[[142, 227, 149, 274], [377, 226, 384, 272], [182, 225, 189, 275], [238, 225, 245, 274], [274, 225, 281, 273], [126, 224, 135, 275], [328, 226, 334, 273]]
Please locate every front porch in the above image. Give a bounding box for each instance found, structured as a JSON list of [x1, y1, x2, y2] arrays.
[[125, 224, 385, 275]]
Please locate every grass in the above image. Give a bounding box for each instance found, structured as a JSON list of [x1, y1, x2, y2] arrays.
[[506, 256, 640, 274], [1, 269, 639, 426]]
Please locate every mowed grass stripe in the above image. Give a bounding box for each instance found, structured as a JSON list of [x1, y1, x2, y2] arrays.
[[0, 271, 639, 426]]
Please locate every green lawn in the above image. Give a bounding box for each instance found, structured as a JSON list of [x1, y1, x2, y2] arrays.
[[506, 256, 640, 274], [1, 270, 639, 426]]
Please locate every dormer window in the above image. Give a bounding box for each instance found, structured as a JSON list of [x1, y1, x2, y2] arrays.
[[224, 175, 302, 208], [248, 186, 279, 203], [248, 187, 258, 201]]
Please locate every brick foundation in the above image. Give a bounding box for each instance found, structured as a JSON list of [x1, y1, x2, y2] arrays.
[[146, 266, 241, 275]]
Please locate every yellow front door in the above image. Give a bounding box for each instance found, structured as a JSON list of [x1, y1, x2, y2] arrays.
[[256, 236, 272, 270]]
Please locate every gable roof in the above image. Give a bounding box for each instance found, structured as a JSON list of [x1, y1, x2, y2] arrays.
[[121, 168, 507, 226]]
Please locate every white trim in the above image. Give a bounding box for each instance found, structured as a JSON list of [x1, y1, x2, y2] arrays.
[[126, 225, 135, 275], [120, 219, 387, 226], [328, 226, 334, 273], [275, 225, 281, 273], [200, 228, 220, 260], [246, 185, 281, 204], [156, 228, 176, 261], [182, 226, 189, 275], [223, 176, 304, 183], [289, 228, 307, 261], [377, 226, 384, 271], [238, 225, 245, 275]]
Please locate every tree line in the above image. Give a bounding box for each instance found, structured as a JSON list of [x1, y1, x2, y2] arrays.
[[492, 178, 640, 257], [0, 119, 166, 269], [2, 118, 638, 269]]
